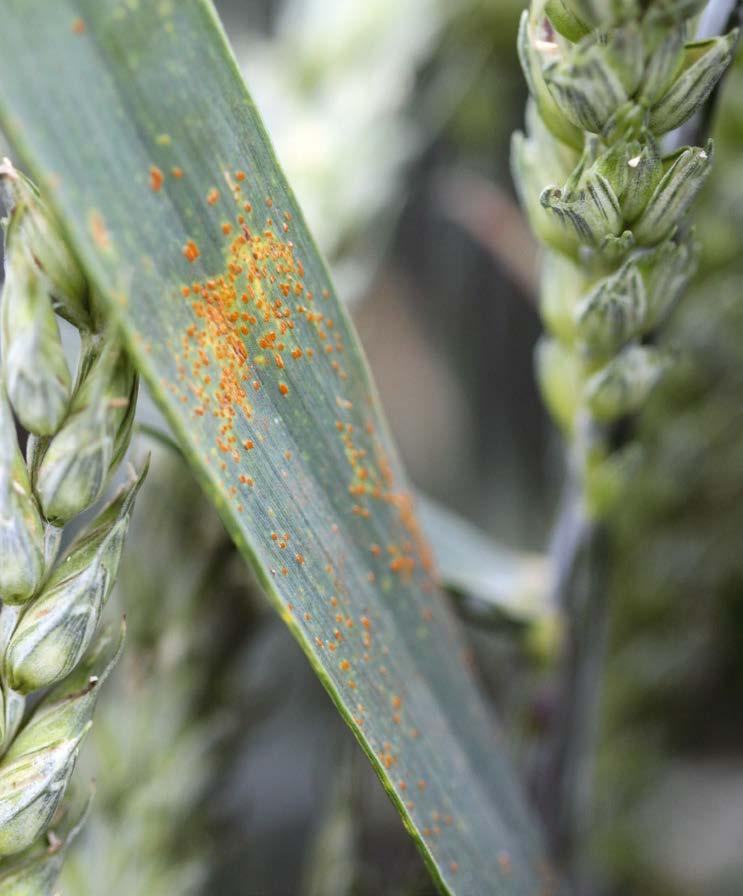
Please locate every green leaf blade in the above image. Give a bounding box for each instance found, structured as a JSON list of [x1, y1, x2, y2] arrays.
[[0, 3, 547, 892]]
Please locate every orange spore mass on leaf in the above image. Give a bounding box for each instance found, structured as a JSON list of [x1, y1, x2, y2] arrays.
[[149, 165, 164, 192], [183, 239, 200, 262], [89, 211, 111, 251], [170, 166, 437, 687]]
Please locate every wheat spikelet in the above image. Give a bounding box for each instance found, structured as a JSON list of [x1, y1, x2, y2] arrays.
[[0, 160, 145, 894], [513, 0, 737, 513]]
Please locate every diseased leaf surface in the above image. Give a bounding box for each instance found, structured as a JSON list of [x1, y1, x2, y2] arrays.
[[0, 3, 547, 892]]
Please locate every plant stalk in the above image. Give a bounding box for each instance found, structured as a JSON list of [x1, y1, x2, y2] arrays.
[[525, 5, 741, 887]]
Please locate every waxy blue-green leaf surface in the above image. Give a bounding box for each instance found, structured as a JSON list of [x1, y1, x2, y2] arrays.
[[0, 3, 547, 892]]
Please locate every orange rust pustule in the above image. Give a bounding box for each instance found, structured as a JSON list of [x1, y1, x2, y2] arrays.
[[183, 239, 200, 263], [150, 165, 164, 192], [89, 211, 111, 251]]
